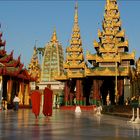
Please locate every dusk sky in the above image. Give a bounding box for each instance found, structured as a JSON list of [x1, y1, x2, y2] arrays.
[[0, 0, 140, 67]]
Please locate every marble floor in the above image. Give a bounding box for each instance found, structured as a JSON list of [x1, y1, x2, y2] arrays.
[[0, 109, 140, 140]]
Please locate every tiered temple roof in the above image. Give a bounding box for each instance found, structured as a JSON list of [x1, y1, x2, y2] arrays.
[[28, 46, 41, 82], [55, 2, 86, 80], [86, 0, 135, 77], [0, 31, 31, 81]]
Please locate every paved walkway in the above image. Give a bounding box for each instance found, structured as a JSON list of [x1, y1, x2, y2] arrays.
[[0, 109, 140, 140]]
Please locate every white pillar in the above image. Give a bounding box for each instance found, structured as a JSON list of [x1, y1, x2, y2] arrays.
[[75, 106, 81, 113], [130, 108, 135, 122], [134, 108, 140, 123]]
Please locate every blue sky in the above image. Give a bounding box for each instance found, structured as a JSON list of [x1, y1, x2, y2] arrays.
[[0, 0, 140, 67]]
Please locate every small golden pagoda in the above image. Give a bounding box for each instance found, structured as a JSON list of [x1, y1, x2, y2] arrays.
[[55, 2, 86, 105], [41, 29, 64, 82], [28, 46, 41, 83], [86, 0, 135, 105]]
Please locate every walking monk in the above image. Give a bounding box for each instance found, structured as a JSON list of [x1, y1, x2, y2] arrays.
[[31, 86, 41, 119], [43, 84, 53, 119]]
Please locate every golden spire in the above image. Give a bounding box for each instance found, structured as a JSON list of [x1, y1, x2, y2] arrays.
[[51, 27, 58, 43], [107, 0, 110, 7], [28, 43, 41, 82], [70, 1, 81, 47], [33, 46, 37, 56], [74, 1, 78, 24], [63, 1, 85, 79], [106, 0, 110, 11]]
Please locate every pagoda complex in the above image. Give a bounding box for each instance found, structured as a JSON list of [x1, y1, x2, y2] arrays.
[[86, 0, 135, 105], [56, 0, 135, 106], [55, 2, 87, 106], [0, 30, 33, 109]]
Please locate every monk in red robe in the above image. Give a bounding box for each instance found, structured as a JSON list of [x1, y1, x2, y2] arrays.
[[43, 84, 53, 118], [31, 86, 41, 119]]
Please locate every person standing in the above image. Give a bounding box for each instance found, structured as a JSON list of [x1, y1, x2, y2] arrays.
[[43, 84, 53, 119], [31, 86, 41, 119], [13, 94, 20, 111]]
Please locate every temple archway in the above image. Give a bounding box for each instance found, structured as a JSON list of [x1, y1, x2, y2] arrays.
[[83, 77, 93, 105], [100, 77, 115, 105]]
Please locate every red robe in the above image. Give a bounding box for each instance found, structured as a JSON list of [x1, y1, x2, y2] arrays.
[[31, 90, 41, 118], [43, 87, 53, 116]]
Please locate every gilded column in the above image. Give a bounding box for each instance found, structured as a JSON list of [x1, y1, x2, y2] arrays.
[[7, 79, 13, 103], [24, 84, 30, 105], [18, 82, 24, 105]]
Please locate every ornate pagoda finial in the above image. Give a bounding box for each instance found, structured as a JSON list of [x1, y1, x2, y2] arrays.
[[33, 45, 37, 56], [106, 0, 110, 10], [107, 0, 110, 6], [51, 27, 58, 43], [74, 1, 78, 24], [70, 1, 81, 47], [34, 40, 37, 50]]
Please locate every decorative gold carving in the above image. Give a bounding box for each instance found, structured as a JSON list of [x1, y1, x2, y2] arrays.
[[116, 30, 125, 37], [113, 12, 120, 19], [117, 40, 128, 47], [66, 46, 83, 52], [120, 51, 135, 60], [67, 70, 85, 78], [113, 21, 121, 27], [93, 40, 99, 48], [105, 2, 118, 11], [51, 29, 58, 43], [85, 67, 129, 77], [55, 74, 68, 81], [70, 39, 82, 46], [98, 55, 119, 63], [98, 29, 102, 38], [103, 30, 114, 36], [64, 61, 85, 69], [86, 53, 96, 61], [66, 53, 83, 60]]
